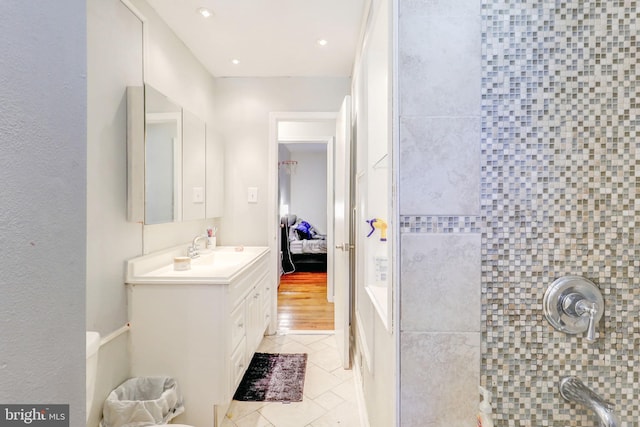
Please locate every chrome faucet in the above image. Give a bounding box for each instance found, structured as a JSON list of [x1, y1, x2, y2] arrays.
[[188, 234, 207, 258], [560, 376, 619, 427]]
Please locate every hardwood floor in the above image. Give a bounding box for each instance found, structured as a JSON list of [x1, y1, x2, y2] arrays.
[[277, 272, 334, 331]]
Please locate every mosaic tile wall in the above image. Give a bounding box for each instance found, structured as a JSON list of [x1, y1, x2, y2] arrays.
[[399, 0, 638, 424], [480, 0, 640, 425]]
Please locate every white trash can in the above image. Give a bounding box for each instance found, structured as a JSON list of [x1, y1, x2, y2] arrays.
[[101, 377, 184, 427]]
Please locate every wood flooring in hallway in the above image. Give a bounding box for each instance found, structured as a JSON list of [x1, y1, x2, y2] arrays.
[[277, 272, 334, 331]]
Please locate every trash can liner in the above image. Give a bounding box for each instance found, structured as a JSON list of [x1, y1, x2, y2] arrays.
[[101, 376, 184, 427]]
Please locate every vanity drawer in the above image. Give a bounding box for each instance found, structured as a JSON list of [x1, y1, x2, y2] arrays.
[[229, 254, 268, 307], [230, 302, 246, 351]]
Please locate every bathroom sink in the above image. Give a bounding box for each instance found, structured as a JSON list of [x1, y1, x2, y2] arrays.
[[126, 246, 269, 285], [192, 248, 256, 267]]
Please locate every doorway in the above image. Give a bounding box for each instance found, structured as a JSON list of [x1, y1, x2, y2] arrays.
[[278, 138, 334, 331], [268, 113, 337, 333]]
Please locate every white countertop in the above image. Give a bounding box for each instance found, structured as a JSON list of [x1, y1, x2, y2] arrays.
[[126, 245, 269, 285]]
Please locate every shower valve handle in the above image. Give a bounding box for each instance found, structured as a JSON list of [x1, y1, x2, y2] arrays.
[[562, 292, 600, 342], [576, 300, 598, 342], [543, 276, 604, 343]]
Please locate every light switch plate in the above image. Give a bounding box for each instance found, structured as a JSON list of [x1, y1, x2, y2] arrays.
[[248, 187, 258, 203], [193, 187, 204, 203]]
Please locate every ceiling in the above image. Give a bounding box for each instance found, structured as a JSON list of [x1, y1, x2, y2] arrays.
[[145, 0, 368, 78]]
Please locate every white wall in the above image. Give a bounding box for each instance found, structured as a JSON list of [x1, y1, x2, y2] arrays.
[[0, 1, 86, 424], [290, 150, 328, 233], [278, 121, 336, 140], [87, 0, 144, 336], [215, 77, 350, 246], [86, 0, 143, 424]]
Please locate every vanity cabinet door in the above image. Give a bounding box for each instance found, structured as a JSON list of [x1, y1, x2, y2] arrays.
[[246, 284, 262, 354], [262, 278, 273, 329], [230, 337, 247, 391]]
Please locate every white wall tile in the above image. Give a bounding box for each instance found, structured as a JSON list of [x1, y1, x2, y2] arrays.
[[398, 0, 481, 117], [400, 332, 480, 427], [399, 117, 481, 215], [401, 233, 481, 332]]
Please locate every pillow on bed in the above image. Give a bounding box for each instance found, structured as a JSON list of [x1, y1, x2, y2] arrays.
[[295, 220, 317, 240]]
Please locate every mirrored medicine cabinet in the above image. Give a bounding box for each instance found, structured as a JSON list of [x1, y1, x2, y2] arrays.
[[127, 84, 223, 224]]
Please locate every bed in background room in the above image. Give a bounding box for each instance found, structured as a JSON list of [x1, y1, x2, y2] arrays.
[[281, 214, 327, 273]]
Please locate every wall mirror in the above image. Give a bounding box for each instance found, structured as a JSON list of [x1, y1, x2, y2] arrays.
[[127, 84, 211, 224], [144, 84, 183, 224]]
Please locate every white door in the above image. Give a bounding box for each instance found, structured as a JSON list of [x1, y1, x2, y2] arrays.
[[334, 96, 352, 369]]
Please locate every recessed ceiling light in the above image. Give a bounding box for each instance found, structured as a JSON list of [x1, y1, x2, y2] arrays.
[[231, 59, 240, 65], [197, 7, 212, 18], [317, 39, 328, 47]]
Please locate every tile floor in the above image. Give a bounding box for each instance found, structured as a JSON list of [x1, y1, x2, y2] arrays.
[[221, 333, 365, 427]]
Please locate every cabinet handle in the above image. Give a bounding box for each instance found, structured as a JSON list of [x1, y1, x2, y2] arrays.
[[238, 323, 244, 328]]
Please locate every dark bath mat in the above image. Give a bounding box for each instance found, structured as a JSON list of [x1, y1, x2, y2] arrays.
[[233, 352, 308, 402]]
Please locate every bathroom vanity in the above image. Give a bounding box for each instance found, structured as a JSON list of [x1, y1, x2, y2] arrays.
[[126, 246, 272, 427]]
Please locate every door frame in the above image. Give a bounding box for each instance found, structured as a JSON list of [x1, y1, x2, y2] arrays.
[[267, 112, 338, 334]]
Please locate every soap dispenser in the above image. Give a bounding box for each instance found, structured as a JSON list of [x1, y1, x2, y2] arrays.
[[477, 386, 494, 427]]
